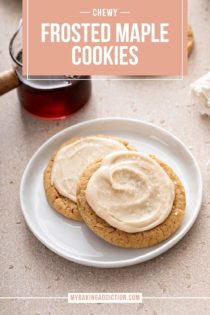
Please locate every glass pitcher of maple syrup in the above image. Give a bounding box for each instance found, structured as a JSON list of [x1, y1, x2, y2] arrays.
[[9, 20, 91, 119]]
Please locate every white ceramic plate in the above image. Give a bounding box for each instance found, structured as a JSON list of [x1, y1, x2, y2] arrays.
[[20, 118, 203, 268]]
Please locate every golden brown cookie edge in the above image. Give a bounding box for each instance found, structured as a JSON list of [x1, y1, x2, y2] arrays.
[[188, 25, 194, 57]]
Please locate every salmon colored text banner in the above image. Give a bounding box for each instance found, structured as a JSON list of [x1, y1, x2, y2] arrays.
[[23, 0, 187, 76]]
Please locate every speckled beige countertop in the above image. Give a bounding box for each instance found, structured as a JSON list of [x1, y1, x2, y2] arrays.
[[0, 0, 210, 314]]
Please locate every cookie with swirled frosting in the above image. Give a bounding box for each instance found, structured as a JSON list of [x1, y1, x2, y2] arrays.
[[44, 136, 136, 221], [76, 152, 186, 248]]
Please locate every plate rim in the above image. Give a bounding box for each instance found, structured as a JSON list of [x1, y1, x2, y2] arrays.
[[20, 117, 203, 268]]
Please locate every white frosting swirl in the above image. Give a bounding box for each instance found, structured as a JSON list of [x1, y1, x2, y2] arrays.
[[51, 137, 127, 202], [86, 152, 175, 233]]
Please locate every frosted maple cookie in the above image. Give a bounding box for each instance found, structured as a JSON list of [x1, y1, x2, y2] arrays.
[[77, 152, 186, 248], [188, 25, 194, 57], [44, 136, 135, 221]]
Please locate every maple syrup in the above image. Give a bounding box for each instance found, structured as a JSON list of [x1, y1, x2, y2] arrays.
[[16, 52, 91, 119]]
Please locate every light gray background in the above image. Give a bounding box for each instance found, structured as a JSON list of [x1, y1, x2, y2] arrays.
[[0, 0, 210, 314]]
